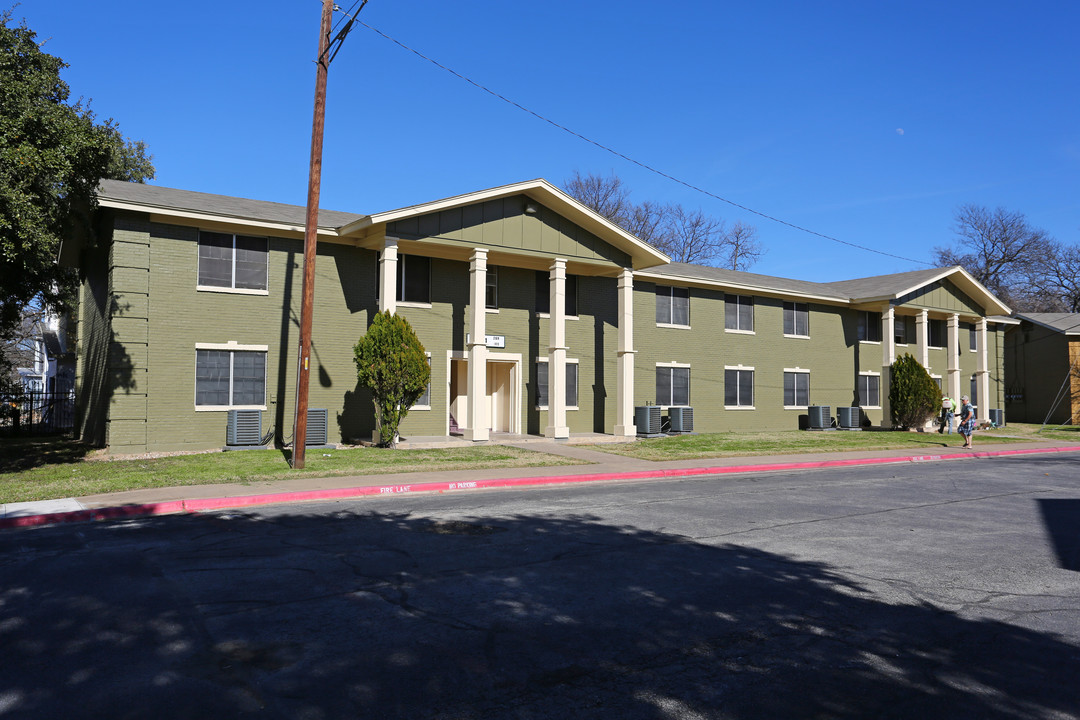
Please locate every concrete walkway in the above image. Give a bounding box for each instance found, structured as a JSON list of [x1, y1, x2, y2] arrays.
[[3, 436, 1079, 529]]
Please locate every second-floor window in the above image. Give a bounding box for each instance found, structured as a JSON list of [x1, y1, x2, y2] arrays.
[[198, 231, 268, 291], [656, 286, 690, 326], [783, 302, 809, 337], [725, 294, 754, 331]]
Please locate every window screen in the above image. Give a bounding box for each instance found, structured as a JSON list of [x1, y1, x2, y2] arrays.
[[783, 302, 809, 336], [725, 295, 753, 331], [657, 286, 690, 325], [783, 372, 809, 407], [724, 369, 753, 407], [656, 366, 690, 406]]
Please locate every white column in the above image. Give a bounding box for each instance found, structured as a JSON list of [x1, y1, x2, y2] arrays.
[[378, 238, 398, 315], [977, 318, 990, 412], [545, 259, 569, 439], [880, 306, 895, 427], [948, 313, 961, 401], [464, 249, 489, 442], [614, 269, 636, 437], [916, 309, 929, 369]]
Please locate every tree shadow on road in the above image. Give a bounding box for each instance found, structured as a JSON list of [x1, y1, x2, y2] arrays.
[[1, 507, 1077, 719]]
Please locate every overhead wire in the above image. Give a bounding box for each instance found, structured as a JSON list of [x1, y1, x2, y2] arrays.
[[351, 19, 933, 267]]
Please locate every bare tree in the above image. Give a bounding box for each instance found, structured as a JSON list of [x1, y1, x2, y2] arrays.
[[933, 205, 1052, 305], [564, 171, 763, 270], [1022, 241, 1080, 312], [722, 221, 765, 271]]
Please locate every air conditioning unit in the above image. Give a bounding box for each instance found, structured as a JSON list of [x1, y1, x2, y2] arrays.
[[807, 405, 832, 430], [668, 407, 694, 433], [635, 406, 662, 435], [227, 409, 262, 446], [989, 408, 1004, 427], [307, 408, 329, 446], [836, 406, 860, 429]]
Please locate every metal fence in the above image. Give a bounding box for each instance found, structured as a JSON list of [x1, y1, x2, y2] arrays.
[[0, 390, 76, 436]]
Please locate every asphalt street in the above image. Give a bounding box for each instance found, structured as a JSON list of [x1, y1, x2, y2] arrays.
[[2, 454, 1079, 719]]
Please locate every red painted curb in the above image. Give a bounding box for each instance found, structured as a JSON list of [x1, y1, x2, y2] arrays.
[[4, 444, 1079, 530]]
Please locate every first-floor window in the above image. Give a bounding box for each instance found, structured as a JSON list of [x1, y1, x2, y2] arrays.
[[725, 368, 753, 407], [537, 361, 578, 408], [970, 376, 978, 408], [858, 374, 880, 407], [196, 349, 266, 407], [784, 371, 810, 407], [656, 365, 690, 406], [414, 354, 432, 408]]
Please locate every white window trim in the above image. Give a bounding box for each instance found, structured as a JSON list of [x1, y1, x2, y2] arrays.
[[397, 301, 433, 309], [194, 342, 269, 412], [783, 368, 810, 410], [196, 285, 270, 296], [725, 328, 756, 336], [783, 333, 811, 339], [858, 371, 882, 410], [656, 322, 691, 330], [535, 312, 581, 321], [535, 357, 580, 411]]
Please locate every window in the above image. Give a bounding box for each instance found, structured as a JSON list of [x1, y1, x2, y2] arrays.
[[414, 354, 432, 408], [398, 255, 430, 304], [970, 376, 978, 407], [724, 368, 754, 407], [894, 316, 913, 345], [929, 319, 946, 348], [932, 375, 943, 391], [656, 286, 690, 326], [858, 311, 882, 342], [198, 231, 268, 291], [536, 361, 578, 408], [725, 295, 754, 332], [656, 365, 690, 407], [969, 324, 978, 352], [783, 371, 810, 407], [783, 302, 809, 336], [486, 266, 498, 309], [535, 272, 578, 316], [858, 374, 880, 407], [195, 349, 266, 407]]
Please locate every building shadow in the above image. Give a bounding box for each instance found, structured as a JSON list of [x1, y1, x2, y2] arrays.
[[2, 508, 1078, 719], [1037, 498, 1080, 572]]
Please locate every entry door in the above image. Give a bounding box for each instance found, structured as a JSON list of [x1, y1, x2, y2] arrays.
[[487, 362, 512, 433]]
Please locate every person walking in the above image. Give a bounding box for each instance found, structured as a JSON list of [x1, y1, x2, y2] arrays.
[[939, 395, 957, 434], [958, 394, 976, 448]]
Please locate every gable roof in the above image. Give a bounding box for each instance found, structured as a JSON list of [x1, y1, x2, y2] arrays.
[[96, 179, 363, 233], [639, 263, 849, 302], [339, 179, 671, 271], [1014, 313, 1080, 336]]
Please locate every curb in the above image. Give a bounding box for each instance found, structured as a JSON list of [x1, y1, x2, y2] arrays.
[[4, 444, 1079, 530]]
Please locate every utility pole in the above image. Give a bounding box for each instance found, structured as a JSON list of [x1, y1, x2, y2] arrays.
[[291, 0, 334, 469]]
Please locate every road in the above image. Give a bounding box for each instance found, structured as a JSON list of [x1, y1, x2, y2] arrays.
[[2, 453, 1079, 719]]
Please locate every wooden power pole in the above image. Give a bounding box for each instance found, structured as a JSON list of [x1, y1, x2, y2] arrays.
[[291, 0, 334, 469]]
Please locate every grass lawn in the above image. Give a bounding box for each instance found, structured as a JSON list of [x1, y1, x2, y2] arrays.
[[0, 439, 583, 505], [582, 426, 1039, 462]]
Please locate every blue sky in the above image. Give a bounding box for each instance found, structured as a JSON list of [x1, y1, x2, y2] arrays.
[[20, 0, 1079, 282]]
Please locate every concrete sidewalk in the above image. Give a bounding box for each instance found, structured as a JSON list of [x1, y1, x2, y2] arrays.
[[3, 437, 1079, 529]]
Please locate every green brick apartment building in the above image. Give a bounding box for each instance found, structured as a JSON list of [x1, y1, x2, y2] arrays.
[[66, 179, 1012, 454]]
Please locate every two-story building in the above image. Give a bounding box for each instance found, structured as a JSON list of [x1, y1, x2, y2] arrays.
[[66, 179, 1012, 454]]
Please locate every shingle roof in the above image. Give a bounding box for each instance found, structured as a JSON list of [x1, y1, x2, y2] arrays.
[[96, 179, 364, 229], [823, 267, 952, 300], [641, 263, 849, 300], [1014, 313, 1080, 335]]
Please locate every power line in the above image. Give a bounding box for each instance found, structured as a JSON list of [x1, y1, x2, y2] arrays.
[[354, 20, 932, 267]]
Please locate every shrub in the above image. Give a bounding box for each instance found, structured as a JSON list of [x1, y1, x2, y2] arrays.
[[353, 311, 430, 447], [889, 353, 941, 429]]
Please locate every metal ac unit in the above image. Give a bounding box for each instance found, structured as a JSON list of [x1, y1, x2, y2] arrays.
[[836, 406, 860, 429], [668, 407, 694, 433], [989, 408, 1004, 427], [307, 408, 329, 446], [635, 406, 662, 435], [227, 409, 262, 446], [807, 405, 832, 430]]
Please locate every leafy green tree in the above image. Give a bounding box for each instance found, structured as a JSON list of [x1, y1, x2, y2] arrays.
[[353, 311, 430, 447], [0, 12, 153, 375], [889, 354, 941, 430]]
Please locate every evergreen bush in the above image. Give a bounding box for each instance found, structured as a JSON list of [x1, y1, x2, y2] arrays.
[[889, 353, 942, 429], [353, 311, 430, 447]]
